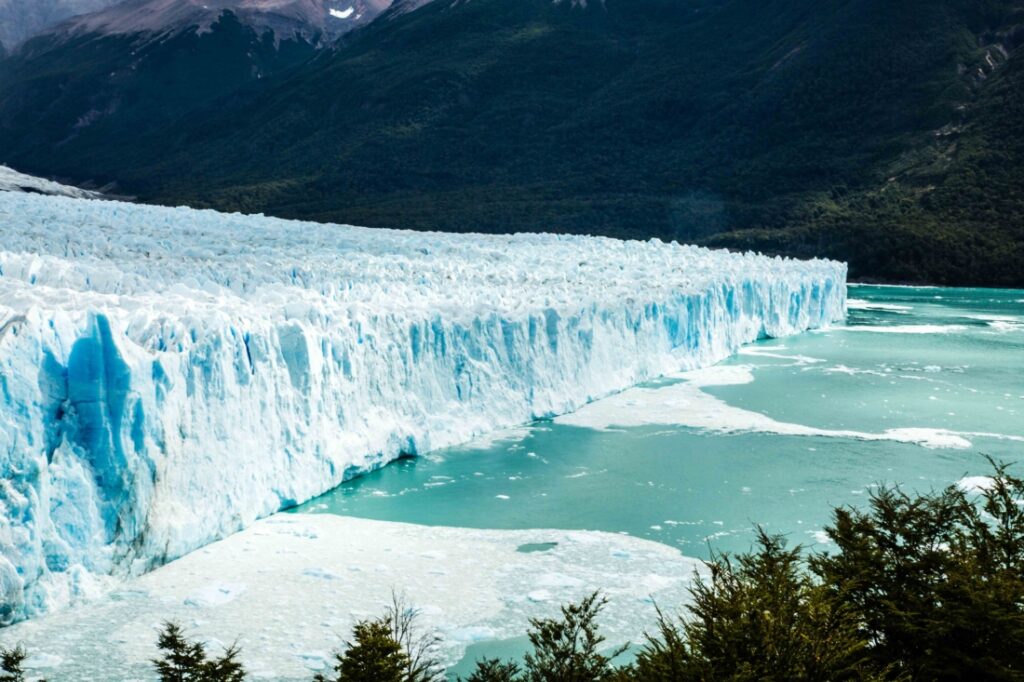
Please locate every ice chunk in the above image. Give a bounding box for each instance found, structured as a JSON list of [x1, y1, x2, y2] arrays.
[[956, 476, 997, 493], [0, 192, 846, 623]]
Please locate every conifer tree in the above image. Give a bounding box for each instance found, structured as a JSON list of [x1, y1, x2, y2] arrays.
[[522, 592, 626, 682], [633, 529, 873, 681], [0, 646, 27, 682], [315, 619, 409, 682], [462, 658, 521, 682], [153, 622, 246, 682], [811, 459, 1024, 680]]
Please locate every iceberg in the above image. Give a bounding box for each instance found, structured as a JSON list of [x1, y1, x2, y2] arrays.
[[0, 192, 846, 624]]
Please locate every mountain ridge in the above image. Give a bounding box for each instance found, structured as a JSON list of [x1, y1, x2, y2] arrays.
[[44, 0, 395, 45], [0, 0, 122, 48], [1, 0, 1021, 286]]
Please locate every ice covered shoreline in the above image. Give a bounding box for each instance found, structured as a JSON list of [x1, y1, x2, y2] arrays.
[[0, 192, 846, 624], [0, 514, 704, 680]]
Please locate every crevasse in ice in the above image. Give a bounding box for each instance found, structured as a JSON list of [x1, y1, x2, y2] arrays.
[[0, 192, 847, 624]]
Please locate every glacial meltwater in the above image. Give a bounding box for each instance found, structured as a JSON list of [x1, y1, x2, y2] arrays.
[[298, 284, 1023, 560], [294, 284, 1024, 673]]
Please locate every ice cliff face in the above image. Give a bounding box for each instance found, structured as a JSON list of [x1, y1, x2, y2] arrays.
[[0, 192, 846, 624]]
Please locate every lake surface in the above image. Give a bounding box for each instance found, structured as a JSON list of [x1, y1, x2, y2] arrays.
[[294, 284, 1023, 675], [5, 286, 1021, 681], [296, 285, 1024, 559]]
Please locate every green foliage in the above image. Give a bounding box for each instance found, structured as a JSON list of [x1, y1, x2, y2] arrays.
[[316, 618, 409, 682], [633, 530, 875, 681], [463, 658, 522, 682], [521, 592, 626, 682], [153, 622, 246, 682], [811, 459, 1024, 681], [316, 593, 443, 682], [0, 646, 26, 682], [460, 594, 626, 682]]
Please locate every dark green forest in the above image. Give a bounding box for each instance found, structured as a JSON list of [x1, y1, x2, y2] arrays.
[[1, 0, 1022, 286]]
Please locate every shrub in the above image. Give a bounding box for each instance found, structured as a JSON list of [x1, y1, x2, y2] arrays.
[[811, 460, 1024, 680], [152, 622, 246, 682], [462, 592, 626, 682], [0, 646, 26, 682], [317, 592, 443, 682], [316, 618, 409, 682], [462, 658, 521, 682], [633, 529, 875, 681], [521, 592, 626, 682]]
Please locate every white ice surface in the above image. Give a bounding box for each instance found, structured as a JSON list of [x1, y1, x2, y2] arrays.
[[956, 476, 997, 493], [0, 166, 102, 199], [0, 514, 704, 680], [556, 358, 1024, 450], [846, 298, 912, 312], [837, 324, 968, 334], [0, 192, 844, 623]]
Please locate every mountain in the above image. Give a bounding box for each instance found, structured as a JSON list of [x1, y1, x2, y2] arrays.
[[0, 0, 121, 49], [50, 0, 396, 44], [1, 0, 1022, 286], [0, 1, 366, 190]]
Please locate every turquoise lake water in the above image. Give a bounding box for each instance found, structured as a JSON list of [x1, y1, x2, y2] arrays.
[[296, 285, 1024, 559], [294, 285, 1023, 674]]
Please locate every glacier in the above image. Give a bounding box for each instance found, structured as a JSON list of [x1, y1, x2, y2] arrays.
[[0, 165, 104, 200], [0, 191, 847, 624]]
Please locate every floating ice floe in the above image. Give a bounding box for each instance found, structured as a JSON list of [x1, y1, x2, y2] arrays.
[[846, 298, 912, 312], [0, 515, 704, 680], [956, 476, 998, 493], [834, 324, 969, 334], [556, 359, 1024, 450]]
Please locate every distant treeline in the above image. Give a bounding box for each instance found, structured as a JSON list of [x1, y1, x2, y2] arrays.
[[3, 458, 1022, 681]]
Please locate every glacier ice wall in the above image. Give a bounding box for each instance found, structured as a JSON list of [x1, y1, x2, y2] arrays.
[[0, 192, 847, 624]]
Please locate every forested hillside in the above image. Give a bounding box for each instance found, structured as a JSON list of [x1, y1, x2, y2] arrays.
[[1, 0, 1021, 285]]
